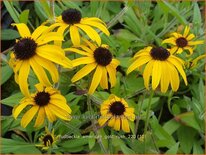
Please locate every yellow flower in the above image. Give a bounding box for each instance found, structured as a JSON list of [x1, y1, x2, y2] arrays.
[[127, 46, 188, 93], [98, 95, 135, 133], [13, 83, 72, 128], [49, 8, 110, 46], [36, 127, 60, 150], [65, 39, 120, 94], [162, 26, 204, 55], [9, 23, 73, 97]]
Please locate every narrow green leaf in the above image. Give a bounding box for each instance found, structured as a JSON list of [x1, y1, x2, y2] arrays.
[[60, 137, 88, 148], [1, 64, 13, 85], [88, 132, 95, 149], [163, 119, 180, 135], [158, 1, 187, 25], [1, 29, 20, 40], [1, 92, 23, 107], [1, 138, 41, 154], [19, 10, 29, 24], [39, 0, 52, 18], [3, 1, 20, 23], [165, 142, 179, 154]]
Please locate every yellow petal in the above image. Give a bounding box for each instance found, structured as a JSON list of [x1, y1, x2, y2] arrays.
[[113, 117, 120, 131], [71, 63, 97, 82], [44, 106, 56, 122], [47, 104, 70, 121], [35, 83, 44, 92], [143, 60, 154, 89], [36, 32, 63, 45], [183, 26, 190, 37], [70, 26, 80, 45], [170, 46, 178, 54], [121, 118, 130, 133], [82, 17, 107, 26], [160, 62, 170, 93], [76, 24, 101, 46], [21, 106, 39, 128], [88, 65, 103, 94], [124, 112, 135, 121], [81, 20, 110, 36], [19, 61, 30, 97], [34, 107, 45, 127], [176, 47, 183, 54], [188, 40, 204, 46], [12, 23, 31, 37], [64, 48, 92, 56], [167, 57, 187, 85], [72, 57, 95, 67], [162, 38, 176, 45], [127, 56, 151, 75], [30, 58, 51, 86], [166, 62, 179, 91], [106, 64, 117, 87], [152, 61, 162, 90], [184, 46, 194, 56], [100, 67, 108, 89], [186, 33, 195, 41], [34, 55, 59, 83], [111, 59, 120, 68], [98, 116, 110, 126], [31, 26, 48, 40], [82, 38, 97, 51], [108, 117, 115, 127], [36, 46, 72, 68], [13, 100, 34, 119]]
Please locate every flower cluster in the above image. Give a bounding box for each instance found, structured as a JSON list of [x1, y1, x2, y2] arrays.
[[9, 7, 204, 150]]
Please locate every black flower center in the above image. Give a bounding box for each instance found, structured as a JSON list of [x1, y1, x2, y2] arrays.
[[14, 38, 37, 60], [43, 135, 53, 146], [34, 92, 50, 106], [176, 37, 188, 47], [150, 47, 170, 61], [94, 47, 112, 66], [61, 9, 81, 24], [109, 101, 125, 116]]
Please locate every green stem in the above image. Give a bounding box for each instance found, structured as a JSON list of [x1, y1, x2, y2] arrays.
[[107, 5, 129, 29], [49, 0, 55, 22], [144, 90, 154, 134], [87, 95, 108, 154]]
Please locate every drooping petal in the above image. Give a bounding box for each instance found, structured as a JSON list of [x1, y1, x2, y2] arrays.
[[19, 61, 30, 97], [170, 46, 178, 54], [70, 25, 80, 45], [152, 61, 162, 90], [121, 118, 130, 133], [64, 48, 92, 56], [162, 38, 176, 45], [12, 23, 31, 37], [106, 64, 117, 87], [34, 107, 45, 127], [72, 57, 95, 67], [30, 58, 51, 86], [166, 62, 179, 91], [47, 104, 70, 121], [98, 116, 110, 126], [76, 24, 101, 46], [108, 117, 115, 127], [31, 26, 48, 40], [100, 67, 108, 89], [143, 60, 154, 89], [36, 32, 64, 45], [13, 100, 34, 119], [88, 65, 103, 94], [44, 106, 56, 122], [50, 95, 71, 113], [71, 63, 97, 82], [183, 26, 190, 37], [81, 20, 110, 36], [34, 55, 59, 83], [113, 117, 120, 131], [160, 62, 170, 93], [127, 56, 151, 75], [21, 106, 39, 128]]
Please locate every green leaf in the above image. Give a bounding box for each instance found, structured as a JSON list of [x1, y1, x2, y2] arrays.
[[165, 142, 179, 154], [60, 137, 88, 148], [88, 132, 95, 149], [1, 64, 13, 85], [19, 9, 29, 24], [1, 138, 41, 154], [177, 126, 196, 154], [193, 139, 204, 154], [163, 119, 180, 135], [193, 2, 202, 27], [39, 0, 52, 18], [3, 1, 20, 23], [114, 29, 140, 42], [1, 92, 23, 107], [1, 29, 20, 40], [158, 1, 187, 25]]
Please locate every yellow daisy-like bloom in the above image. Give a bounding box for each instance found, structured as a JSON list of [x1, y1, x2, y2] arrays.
[[127, 46, 188, 93], [36, 127, 60, 150], [98, 95, 135, 133], [65, 39, 120, 94], [13, 83, 72, 128], [49, 8, 110, 46], [9, 23, 73, 97], [162, 26, 204, 55]]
